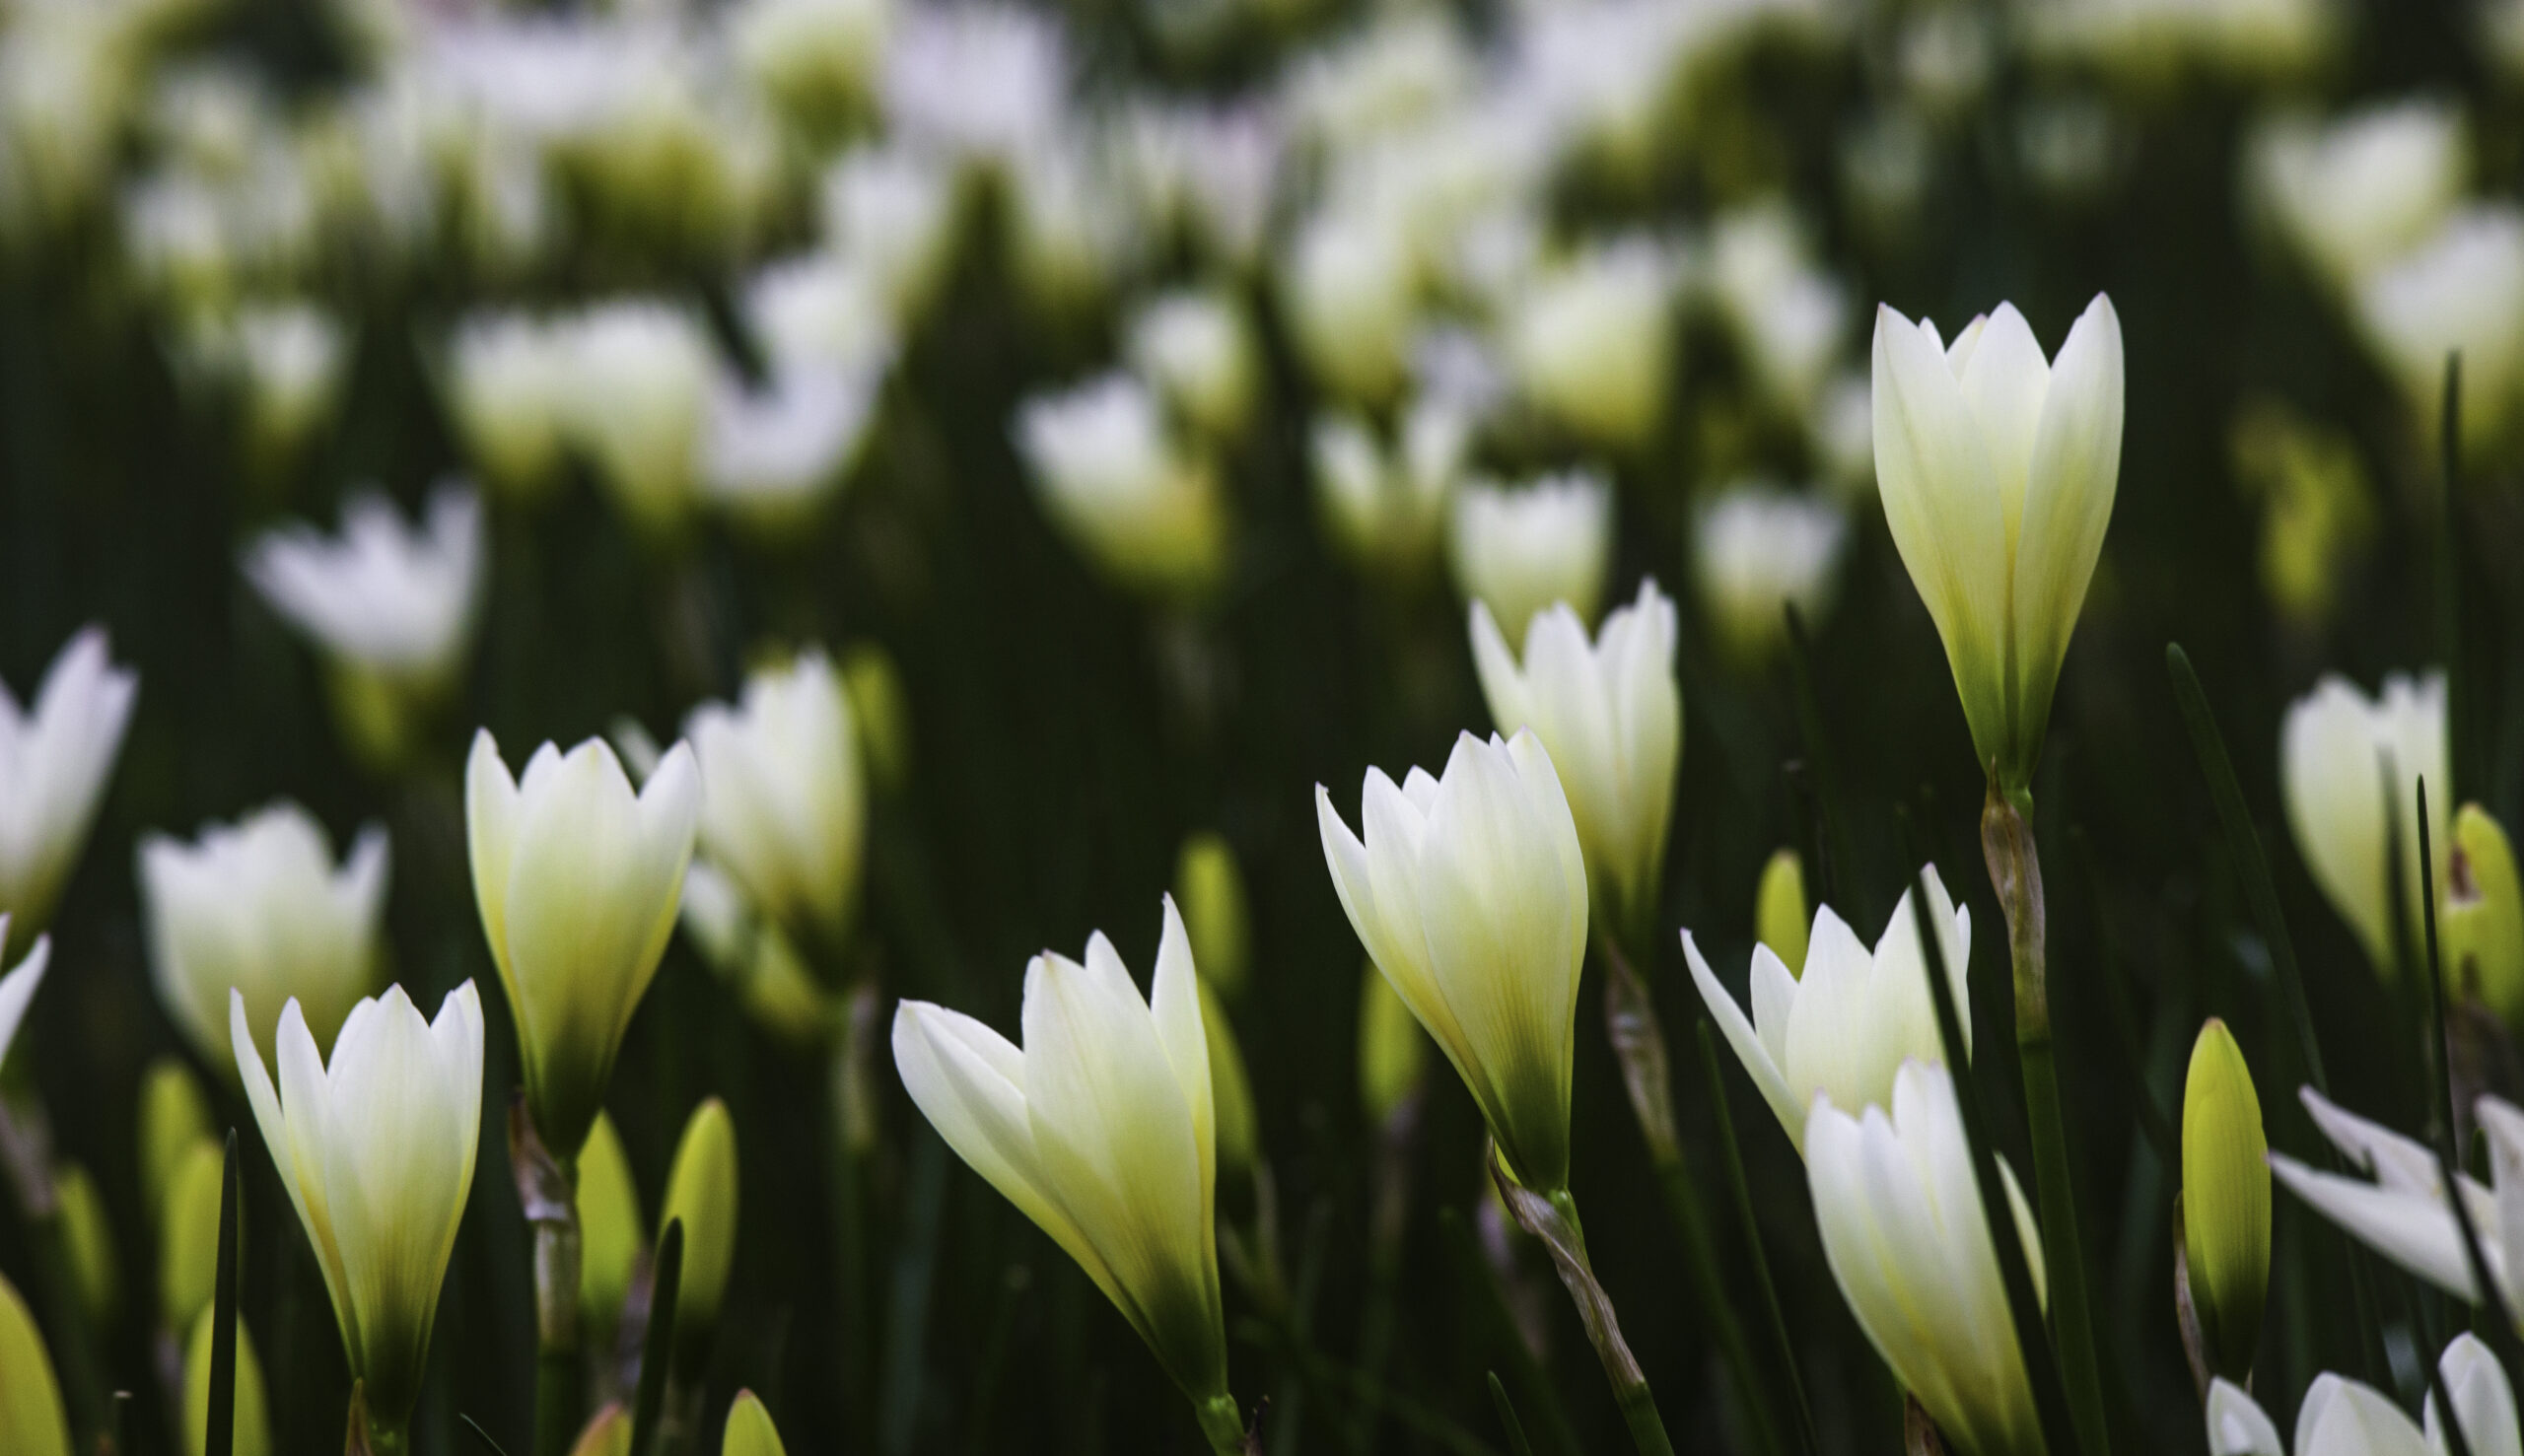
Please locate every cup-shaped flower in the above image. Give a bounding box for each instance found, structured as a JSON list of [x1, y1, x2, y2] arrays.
[[684, 650, 866, 947], [1126, 289, 1258, 442], [243, 483, 484, 708], [1502, 238, 1675, 452], [1692, 484, 1850, 668], [444, 311, 571, 504], [2204, 1333, 2517, 1456], [1806, 1060, 2046, 1456], [2280, 670, 2447, 978], [1316, 729, 1587, 1192], [1015, 374, 1228, 599], [698, 364, 880, 540], [0, 628, 137, 940], [1448, 471, 1612, 644], [1871, 295, 2124, 789], [2248, 100, 2469, 301], [2183, 1017, 2271, 1386], [1310, 398, 1467, 584], [2448, 804, 2524, 1027], [1469, 582, 1679, 943], [556, 301, 714, 540], [2352, 204, 2524, 458], [139, 802, 387, 1078], [232, 981, 483, 1427], [467, 731, 701, 1159], [1687, 867, 1971, 1150], [891, 897, 1231, 1411]]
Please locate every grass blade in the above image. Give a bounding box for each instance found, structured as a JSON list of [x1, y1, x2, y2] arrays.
[[1485, 1373, 1535, 1456], [207, 1130, 239, 1456], [628, 1218, 685, 1456]]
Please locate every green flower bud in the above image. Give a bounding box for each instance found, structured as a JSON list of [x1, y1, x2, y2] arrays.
[[2182, 1017, 2271, 1385], [1200, 980, 1259, 1178], [661, 1097, 739, 1343], [182, 1311, 270, 1456], [0, 1270, 70, 1456], [1174, 832, 1251, 1001], [139, 1058, 213, 1234], [55, 1161, 118, 1329], [722, 1390, 790, 1456], [1358, 962, 1427, 1128], [1756, 848, 1810, 976], [577, 1111, 643, 1343], [160, 1142, 227, 1334], [840, 642, 912, 796], [2445, 803, 2524, 1027], [569, 1406, 629, 1456]]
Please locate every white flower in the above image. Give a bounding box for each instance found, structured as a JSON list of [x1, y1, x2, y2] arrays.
[[1283, 10, 1472, 149], [700, 365, 881, 536], [1692, 484, 1850, 665], [1125, 289, 1258, 442], [1117, 102, 1279, 272], [1872, 295, 2125, 788], [140, 803, 387, 1078], [1311, 398, 1469, 580], [2353, 204, 2524, 456], [181, 302, 350, 472], [1447, 470, 1612, 640], [466, 731, 701, 1158], [1811, 371, 1876, 495], [1469, 581, 1679, 938], [1015, 374, 1227, 597], [683, 650, 865, 944], [1002, 132, 1139, 316], [1502, 237, 1676, 451], [0, 629, 136, 936], [2250, 100, 2468, 301], [556, 300, 715, 539], [244, 484, 484, 696], [2270, 1087, 2524, 1318], [879, 4, 1068, 163], [1806, 1060, 2045, 1456], [744, 251, 898, 377], [734, 0, 892, 133], [2280, 670, 2447, 977], [444, 312, 572, 504], [233, 981, 482, 1427], [817, 145, 958, 328], [2204, 1335, 2518, 1456], [1316, 729, 1588, 1192], [1688, 867, 1973, 1149], [1708, 205, 1850, 417], [0, 921, 51, 1069], [1284, 205, 1418, 405], [892, 898, 1229, 1403]]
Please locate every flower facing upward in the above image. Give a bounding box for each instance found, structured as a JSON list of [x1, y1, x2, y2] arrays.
[[2279, 670, 2446, 979], [0, 628, 137, 942], [244, 483, 484, 699], [1871, 295, 2124, 788], [684, 649, 866, 946], [2205, 1334, 2515, 1456], [1448, 470, 1612, 643]]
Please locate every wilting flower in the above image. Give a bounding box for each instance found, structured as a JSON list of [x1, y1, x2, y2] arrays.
[[893, 898, 1238, 1423], [1688, 867, 1972, 1150], [699, 365, 880, 538], [233, 981, 483, 1429], [1872, 295, 2125, 788], [684, 650, 866, 946], [140, 802, 386, 1078], [1317, 730, 1587, 1192], [1311, 397, 1469, 582], [1807, 1060, 2045, 1456], [1126, 289, 1258, 442], [2279, 670, 2447, 978], [0, 629, 137, 940], [2205, 1334, 2515, 1456], [1448, 471, 1612, 641], [2353, 204, 2524, 457], [1502, 237, 1675, 452], [466, 731, 701, 1159], [444, 312, 573, 504], [1469, 581, 1678, 940], [2248, 100, 2468, 302], [557, 301, 715, 541], [1692, 484, 1850, 667], [1015, 374, 1227, 598]]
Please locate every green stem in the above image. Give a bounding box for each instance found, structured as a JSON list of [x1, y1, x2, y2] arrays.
[[1488, 1163, 1674, 1456], [529, 1201, 584, 1456], [1194, 1392, 1251, 1455], [368, 1420, 413, 1456]]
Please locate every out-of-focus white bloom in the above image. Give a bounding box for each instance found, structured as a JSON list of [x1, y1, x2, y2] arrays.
[[1507, 0, 1690, 184], [1126, 289, 1257, 441], [700, 366, 881, 536], [1503, 238, 1675, 451], [893, 899, 1232, 1413], [2017, 97, 2124, 208], [444, 312, 573, 505], [120, 174, 236, 314], [1692, 485, 1849, 665], [1470, 582, 1679, 937], [140, 804, 386, 1077], [1284, 11, 1473, 150], [1812, 371, 1876, 496], [245, 484, 485, 701], [1840, 109, 1933, 244], [1317, 729, 1588, 1191], [1003, 134, 1138, 316], [0, 921, 47, 1068], [1807, 1061, 2045, 1456], [735, 0, 893, 136], [684, 650, 866, 943], [1119, 103, 1280, 272], [745, 251, 898, 377], [233, 981, 482, 1428], [0, 21, 128, 238], [1311, 397, 1470, 580], [1709, 206, 1849, 417], [818, 145, 958, 328], [2353, 205, 2524, 456], [180, 302, 352, 476], [880, 4, 1067, 164], [1448, 471, 1612, 638], [0, 629, 136, 937], [1015, 375, 1226, 597], [557, 301, 715, 539], [1284, 205, 1417, 404], [2280, 670, 2448, 978], [2249, 100, 2468, 301], [2204, 1334, 2516, 1456], [1688, 867, 1973, 1150], [1898, 8, 1993, 124]]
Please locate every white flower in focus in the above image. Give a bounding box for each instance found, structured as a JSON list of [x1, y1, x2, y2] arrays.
[[245, 484, 484, 699], [2353, 204, 2524, 457], [2279, 670, 2447, 978], [445, 312, 572, 504], [1687, 867, 1973, 1150], [1692, 484, 1850, 666], [140, 804, 386, 1078], [0, 629, 136, 937], [683, 650, 866, 943], [1126, 289, 1258, 441], [700, 366, 881, 537], [1503, 237, 1675, 451], [2249, 100, 2468, 301], [1015, 374, 1227, 597], [557, 300, 715, 540], [1448, 470, 1612, 639]]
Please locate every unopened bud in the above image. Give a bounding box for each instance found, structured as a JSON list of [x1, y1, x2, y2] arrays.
[[723, 1390, 790, 1456], [2182, 1017, 2271, 1386], [0, 1271, 70, 1456], [1756, 848, 1810, 976], [578, 1111, 643, 1342], [1202, 980, 1260, 1179], [662, 1098, 739, 1345], [139, 1058, 213, 1233], [1175, 832, 1251, 1001]]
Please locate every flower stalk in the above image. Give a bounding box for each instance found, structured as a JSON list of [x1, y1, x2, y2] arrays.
[[1486, 1149, 1673, 1456], [512, 1096, 585, 1456]]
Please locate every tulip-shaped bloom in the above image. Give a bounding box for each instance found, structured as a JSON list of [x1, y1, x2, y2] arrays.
[[139, 802, 387, 1078], [557, 301, 714, 540], [1126, 289, 1259, 442], [232, 982, 483, 1431], [1310, 398, 1469, 582], [2353, 204, 2524, 458], [1807, 1061, 2046, 1456], [1317, 729, 1587, 1192], [1502, 238, 1675, 452], [2248, 100, 2469, 303], [467, 732, 701, 1159], [2280, 670, 2447, 978], [1686, 867, 1972, 1150], [1015, 374, 1228, 598], [1468, 582, 1678, 943], [0, 628, 136, 939], [1692, 484, 1851, 668], [2271, 1087, 2524, 1319], [892, 899, 1240, 1441], [1871, 295, 2124, 788], [684, 651, 866, 946], [698, 364, 881, 539], [1448, 471, 1613, 643], [2205, 1333, 2516, 1456], [444, 311, 571, 504]]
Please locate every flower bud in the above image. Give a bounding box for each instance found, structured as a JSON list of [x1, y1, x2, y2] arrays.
[[2182, 1018, 2271, 1386], [723, 1390, 789, 1456], [578, 1111, 643, 1345], [840, 643, 912, 796], [139, 1058, 213, 1233], [1201, 980, 1259, 1180], [1448, 471, 1612, 643], [1173, 832, 1250, 1001], [569, 1407, 630, 1456], [686, 650, 866, 947], [55, 1161, 116, 1330], [2447, 804, 2524, 1027], [1357, 962, 1427, 1127], [1692, 485, 1849, 669], [0, 629, 136, 942], [160, 1142, 225, 1335], [1756, 848, 1810, 976], [1015, 374, 1227, 599], [0, 1270, 71, 1456], [661, 1097, 739, 1345], [2280, 670, 2447, 979], [182, 1311, 270, 1456]]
